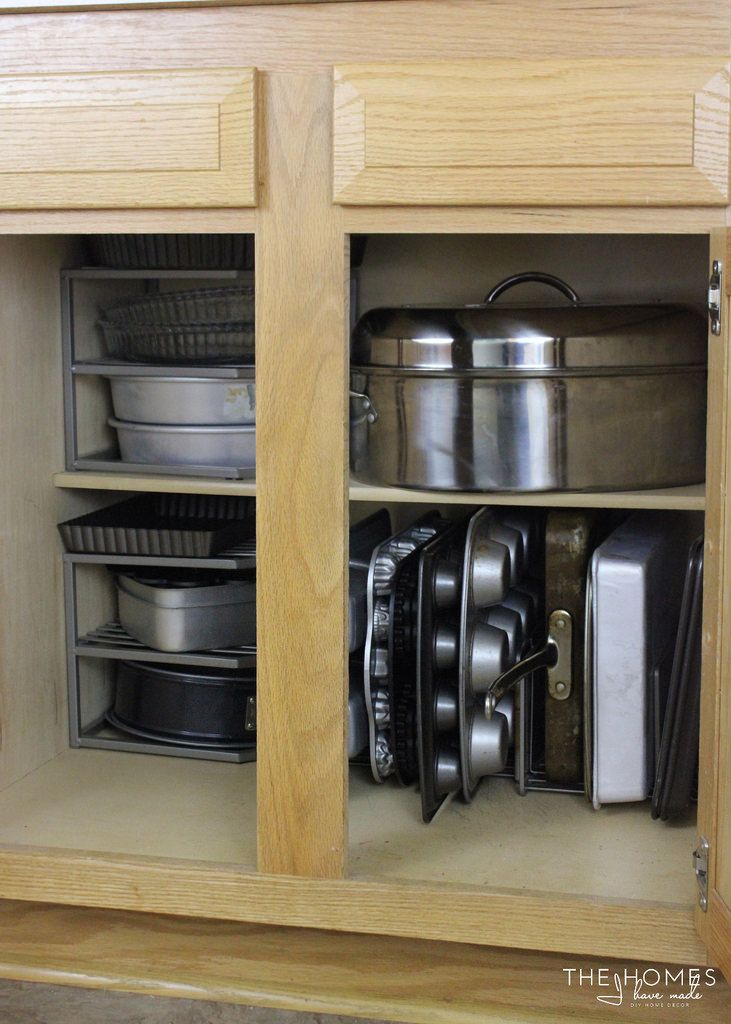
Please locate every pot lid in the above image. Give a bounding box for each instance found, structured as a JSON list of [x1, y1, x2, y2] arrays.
[[351, 272, 707, 371]]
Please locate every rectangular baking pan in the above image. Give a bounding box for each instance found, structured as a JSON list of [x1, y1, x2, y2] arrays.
[[652, 536, 704, 821], [587, 511, 700, 808], [544, 510, 599, 786], [117, 573, 256, 652], [58, 494, 255, 557]]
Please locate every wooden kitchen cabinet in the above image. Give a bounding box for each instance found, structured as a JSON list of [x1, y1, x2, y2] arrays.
[[333, 58, 731, 207], [0, 68, 257, 208], [0, 0, 730, 1017]]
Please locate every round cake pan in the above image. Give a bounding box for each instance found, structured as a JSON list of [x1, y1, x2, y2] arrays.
[[108, 375, 255, 425], [110, 418, 255, 469], [112, 660, 256, 746]]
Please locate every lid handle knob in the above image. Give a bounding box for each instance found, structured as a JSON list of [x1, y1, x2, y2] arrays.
[[484, 272, 580, 305]]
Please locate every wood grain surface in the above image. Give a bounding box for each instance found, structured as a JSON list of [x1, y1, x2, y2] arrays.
[[0, 899, 727, 1024], [696, 231, 728, 955], [0, 68, 256, 209], [334, 58, 730, 206], [254, 72, 348, 878], [0, 0, 370, 9], [0, 1, 726, 78], [0, 238, 80, 790], [0, 843, 705, 964], [705, 234, 731, 971]]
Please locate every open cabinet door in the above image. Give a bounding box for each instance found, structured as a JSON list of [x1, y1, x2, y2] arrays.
[[697, 228, 731, 979]]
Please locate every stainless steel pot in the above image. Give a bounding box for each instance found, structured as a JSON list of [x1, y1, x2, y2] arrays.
[[350, 272, 707, 492], [107, 373, 255, 425]]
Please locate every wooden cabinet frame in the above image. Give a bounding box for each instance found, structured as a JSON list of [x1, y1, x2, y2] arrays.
[[0, 0, 730, 995]]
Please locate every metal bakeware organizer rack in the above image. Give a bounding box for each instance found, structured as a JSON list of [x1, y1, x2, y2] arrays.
[[64, 542, 257, 764], [61, 266, 256, 480]]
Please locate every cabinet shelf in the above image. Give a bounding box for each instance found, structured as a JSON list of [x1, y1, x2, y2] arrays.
[[54, 472, 706, 511], [54, 472, 257, 496], [349, 480, 706, 511]]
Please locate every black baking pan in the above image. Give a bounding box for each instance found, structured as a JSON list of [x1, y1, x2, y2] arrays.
[[109, 660, 256, 748], [88, 234, 254, 270], [58, 494, 255, 557], [652, 536, 704, 820]]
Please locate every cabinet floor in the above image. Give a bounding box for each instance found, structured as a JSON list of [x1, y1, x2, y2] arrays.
[[0, 749, 257, 865], [0, 750, 699, 906], [349, 768, 697, 904]]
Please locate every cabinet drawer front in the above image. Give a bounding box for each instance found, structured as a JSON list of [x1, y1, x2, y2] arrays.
[[0, 69, 256, 209], [333, 58, 730, 206]]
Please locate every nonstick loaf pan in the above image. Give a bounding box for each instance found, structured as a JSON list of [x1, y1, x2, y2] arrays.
[[117, 573, 256, 652], [58, 494, 255, 557]]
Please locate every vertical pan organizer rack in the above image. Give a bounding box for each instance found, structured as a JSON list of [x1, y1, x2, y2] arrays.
[[63, 543, 257, 763], [61, 266, 256, 479], [60, 259, 258, 761]]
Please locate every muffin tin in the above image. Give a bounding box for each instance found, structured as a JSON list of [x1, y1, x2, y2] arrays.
[[362, 506, 543, 822], [458, 508, 541, 802], [363, 513, 446, 782]]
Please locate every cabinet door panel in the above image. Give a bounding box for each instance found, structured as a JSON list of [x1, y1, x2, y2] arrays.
[[333, 58, 730, 206], [702, 231, 731, 978], [0, 69, 256, 208]]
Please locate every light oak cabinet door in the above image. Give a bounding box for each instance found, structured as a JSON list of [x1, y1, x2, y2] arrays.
[[704, 231, 731, 979], [0, 68, 256, 208], [333, 58, 730, 206]]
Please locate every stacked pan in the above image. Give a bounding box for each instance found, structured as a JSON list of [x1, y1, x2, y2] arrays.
[[99, 286, 256, 470], [358, 506, 704, 825], [457, 508, 541, 804], [110, 569, 258, 751], [362, 506, 543, 822]]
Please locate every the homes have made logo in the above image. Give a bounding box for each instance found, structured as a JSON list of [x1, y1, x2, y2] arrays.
[[562, 966, 719, 1009]]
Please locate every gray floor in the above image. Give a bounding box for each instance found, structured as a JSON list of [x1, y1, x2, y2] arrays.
[[0, 980, 391, 1024]]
